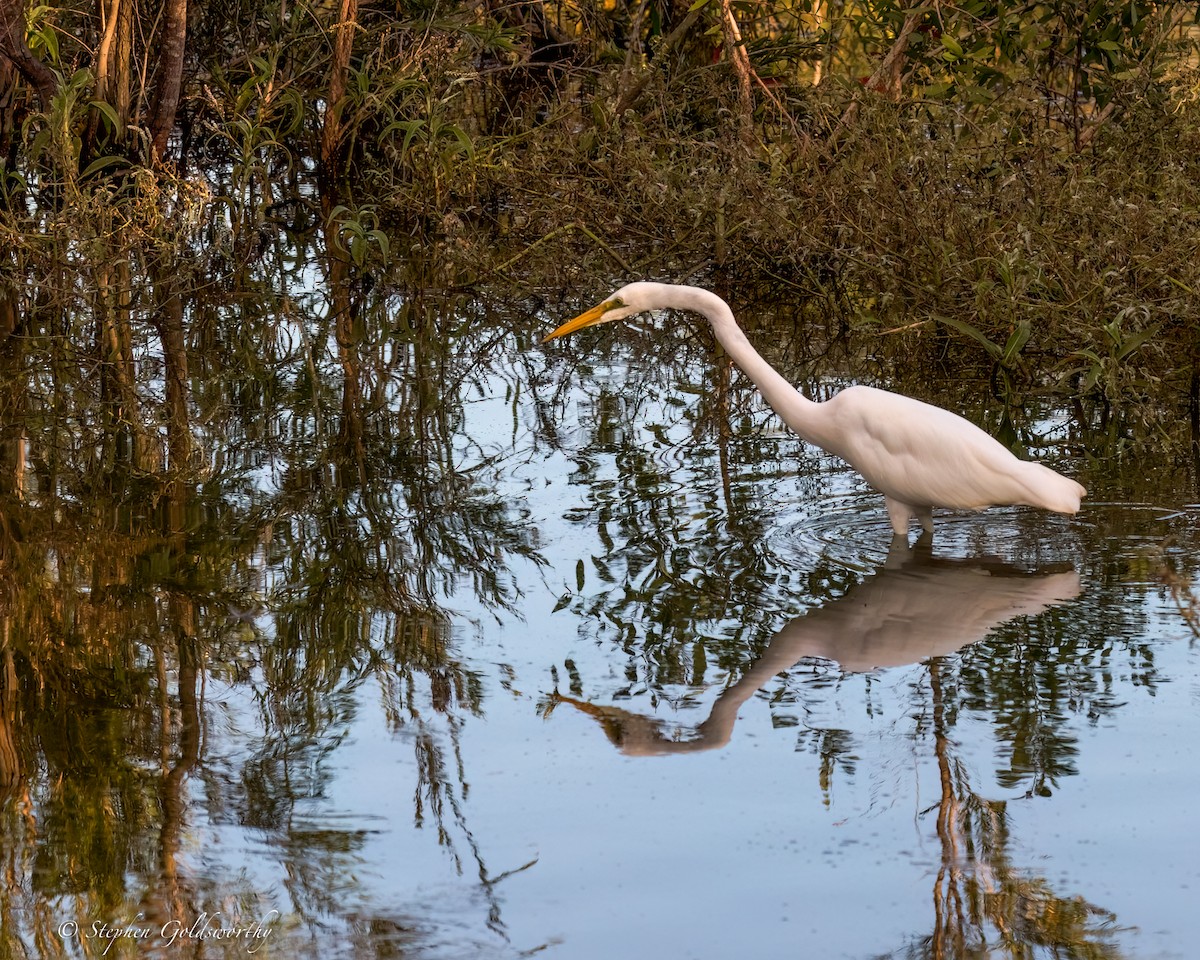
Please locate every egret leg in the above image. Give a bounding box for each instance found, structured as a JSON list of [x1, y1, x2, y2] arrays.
[[884, 497, 913, 537]]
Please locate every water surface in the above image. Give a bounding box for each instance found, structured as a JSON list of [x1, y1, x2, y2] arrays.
[[1, 286, 1197, 959]]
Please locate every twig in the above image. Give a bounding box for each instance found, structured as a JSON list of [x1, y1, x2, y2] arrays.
[[486, 221, 634, 280], [880, 319, 935, 335], [613, 6, 703, 117]]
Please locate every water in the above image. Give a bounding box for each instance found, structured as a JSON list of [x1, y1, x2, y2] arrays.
[[1, 289, 1198, 959]]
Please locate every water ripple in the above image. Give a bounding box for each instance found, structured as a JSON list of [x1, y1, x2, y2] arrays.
[[770, 485, 1089, 578]]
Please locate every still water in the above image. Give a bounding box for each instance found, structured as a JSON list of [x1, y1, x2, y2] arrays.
[[1, 285, 1198, 959]]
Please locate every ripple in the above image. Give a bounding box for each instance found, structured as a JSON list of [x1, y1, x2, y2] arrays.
[[770, 484, 1089, 577], [771, 490, 895, 573]]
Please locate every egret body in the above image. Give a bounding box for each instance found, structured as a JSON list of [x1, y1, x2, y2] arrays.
[[543, 282, 1085, 536]]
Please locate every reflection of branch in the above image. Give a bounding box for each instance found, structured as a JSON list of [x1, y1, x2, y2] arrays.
[[1156, 545, 1200, 638], [485, 856, 540, 888], [0, 647, 21, 798], [930, 660, 967, 957], [156, 625, 202, 929], [922, 662, 1128, 959], [411, 693, 526, 939]]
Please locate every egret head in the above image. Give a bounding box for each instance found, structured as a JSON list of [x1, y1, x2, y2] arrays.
[[542, 283, 659, 342]]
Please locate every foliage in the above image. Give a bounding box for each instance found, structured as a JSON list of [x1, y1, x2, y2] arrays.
[[0, 0, 1198, 442]]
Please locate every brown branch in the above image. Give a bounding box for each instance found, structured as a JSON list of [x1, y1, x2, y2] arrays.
[[0, 0, 57, 109], [826, 4, 924, 148], [612, 6, 703, 117], [615, 0, 651, 111], [719, 0, 755, 145], [94, 0, 121, 103]]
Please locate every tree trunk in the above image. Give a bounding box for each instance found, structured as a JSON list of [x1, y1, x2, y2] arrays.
[[319, 0, 359, 194], [149, 0, 188, 160]]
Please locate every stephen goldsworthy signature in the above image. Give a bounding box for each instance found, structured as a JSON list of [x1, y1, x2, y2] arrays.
[[58, 910, 279, 955]]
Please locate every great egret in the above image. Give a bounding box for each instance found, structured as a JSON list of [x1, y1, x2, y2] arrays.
[[543, 282, 1086, 536]]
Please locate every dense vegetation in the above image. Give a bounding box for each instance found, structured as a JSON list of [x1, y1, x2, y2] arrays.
[[1, 9, 1198, 956], [1, 3, 1197, 400], [1, 0, 1199, 487]]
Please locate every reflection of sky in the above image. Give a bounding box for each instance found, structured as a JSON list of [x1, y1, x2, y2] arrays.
[[193, 587, 1200, 959], [164, 332, 1200, 959], [26, 300, 1170, 960]]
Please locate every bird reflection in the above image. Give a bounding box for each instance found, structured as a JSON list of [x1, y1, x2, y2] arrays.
[[546, 535, 1080, 756]]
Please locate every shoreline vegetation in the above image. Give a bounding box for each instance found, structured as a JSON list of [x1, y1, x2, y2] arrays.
[[0, 1, 1198, 474]]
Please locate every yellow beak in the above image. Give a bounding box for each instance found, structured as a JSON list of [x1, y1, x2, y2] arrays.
[[542, 300, 616, 343]]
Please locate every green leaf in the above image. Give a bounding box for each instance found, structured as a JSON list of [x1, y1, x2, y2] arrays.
[[1001, 322, 1031, 366], [1114, 324, 1161, 361], [446, 124, 474, 159], [80, 154, 125, 178], [936, 315, 1002, 360], [398, 119, 426, 152], [367, 229, 390, 262], [89, 100, 121, 134]]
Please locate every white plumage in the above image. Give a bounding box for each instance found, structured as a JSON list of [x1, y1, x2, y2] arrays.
[[544, 282, 1085, 536]]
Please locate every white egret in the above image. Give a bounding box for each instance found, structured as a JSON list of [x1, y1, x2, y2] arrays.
[[543, 282, 1086, 536]]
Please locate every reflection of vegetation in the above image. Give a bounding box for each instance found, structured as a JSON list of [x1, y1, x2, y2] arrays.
[[548, 522, 1163, 958], [0, 4, 1193, 956], [884, 660, 1128, 960], [0, 252, 547, 954], [546, 536, 1082, 747], [541, 331, 844, 677], [1155, 544, 1200, 639]]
